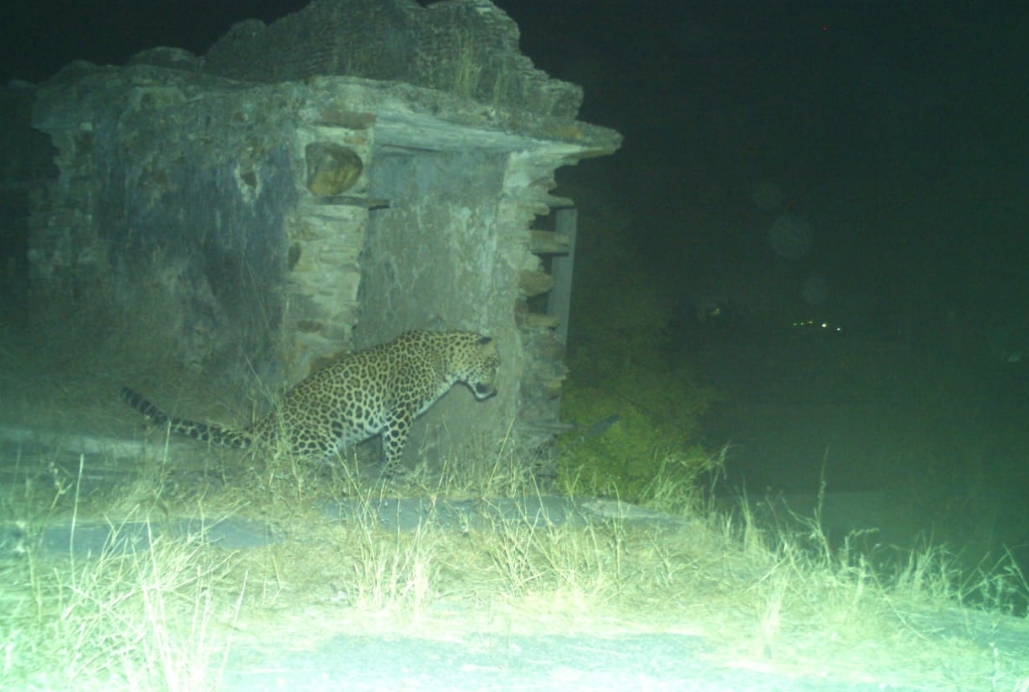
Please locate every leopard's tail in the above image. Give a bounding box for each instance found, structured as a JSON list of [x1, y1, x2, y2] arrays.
[[120, 387, 253, 449]]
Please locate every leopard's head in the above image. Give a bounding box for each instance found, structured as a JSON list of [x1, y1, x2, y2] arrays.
[[453, 333, 500, 399]]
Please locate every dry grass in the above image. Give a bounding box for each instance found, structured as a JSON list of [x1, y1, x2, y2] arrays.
[[0, 481, 243, 691], [3, 443, 1029, 690], [2, 325, 1028, 691]]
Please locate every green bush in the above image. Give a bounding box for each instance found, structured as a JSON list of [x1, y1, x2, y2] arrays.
[[557, 336, 723, 505], [553, 173, 723, 506]]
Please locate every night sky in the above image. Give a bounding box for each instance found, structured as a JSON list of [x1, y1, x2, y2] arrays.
[[3, 1, 1029, 571]]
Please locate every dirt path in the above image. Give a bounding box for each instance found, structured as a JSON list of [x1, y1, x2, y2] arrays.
[[220, 630, 931, 692]]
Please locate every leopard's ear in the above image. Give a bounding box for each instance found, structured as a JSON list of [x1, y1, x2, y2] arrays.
[[478, 335, 493, 346]]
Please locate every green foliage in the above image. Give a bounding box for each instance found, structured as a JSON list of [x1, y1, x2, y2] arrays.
[[557, 335, 724, 505], [553, 172, 726, 505]]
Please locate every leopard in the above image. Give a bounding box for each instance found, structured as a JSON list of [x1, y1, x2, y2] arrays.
[[121, 330, 500, 475]]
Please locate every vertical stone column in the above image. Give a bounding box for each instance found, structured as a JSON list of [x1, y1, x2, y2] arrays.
[[283, 115, 376, 382]]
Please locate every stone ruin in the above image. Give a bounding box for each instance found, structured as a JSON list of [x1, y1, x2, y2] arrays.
[[0, 0, 621, 470]]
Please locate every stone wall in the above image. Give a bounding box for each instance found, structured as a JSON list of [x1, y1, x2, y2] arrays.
[[30, 65, 302, 387], [26, 60, 620, 468], [0, 83, 55, 322]]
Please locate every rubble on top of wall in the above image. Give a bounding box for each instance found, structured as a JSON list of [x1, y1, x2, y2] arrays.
[[200, 0, 584, 120]]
